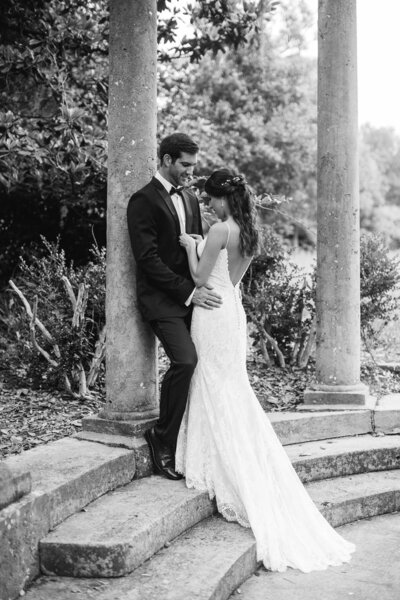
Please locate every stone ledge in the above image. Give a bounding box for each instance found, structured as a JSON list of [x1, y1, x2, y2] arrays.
[[82, 415, 157, 437], [0, 438, 136, 600], [74, 431, 153, 479], [80, 410, 374, 452], [373, 394, 400, 435], [24, 470, 400, 600], [269, 410, 372, 444], [288, 434, 400, 483], [38, 437, 400, 579], [0, 463, 31, 510], [40, 476, 216, 578]]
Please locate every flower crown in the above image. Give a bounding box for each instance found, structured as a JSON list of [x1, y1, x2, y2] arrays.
[[220, 175, 247, 188]]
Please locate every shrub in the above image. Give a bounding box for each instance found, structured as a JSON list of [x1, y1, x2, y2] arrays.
[[360, 232, 400, 342], [5, 238, 106, 397], [243, 225, 316, 368], [3, 231, 398, 392], [243, 230, 400, 368]]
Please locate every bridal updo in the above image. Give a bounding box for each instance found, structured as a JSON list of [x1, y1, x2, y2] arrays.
[[204, 169, 259, 257]]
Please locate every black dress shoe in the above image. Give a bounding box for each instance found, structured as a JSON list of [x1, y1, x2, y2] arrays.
[[144, 428, 183, 481]]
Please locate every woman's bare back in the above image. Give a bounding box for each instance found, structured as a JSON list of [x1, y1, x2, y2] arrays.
[[223, 219, 252, 286]]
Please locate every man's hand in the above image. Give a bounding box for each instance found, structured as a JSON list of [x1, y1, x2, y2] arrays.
[[192, 284, 223, 310]]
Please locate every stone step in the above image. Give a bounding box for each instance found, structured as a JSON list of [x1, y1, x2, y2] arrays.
[[230, 511, 400, 599], [39, 435, 400, 579], [28, 516, 256, 600], [286, 433, 400, 482], [267, 409, 372, 445], [40, 476, 215, 578], [0, 410, 378, 599], [25, 470, 400, 600], [0, 462, 31, 510], [76, 409, 374, 480], [1, 438, 136, 600]]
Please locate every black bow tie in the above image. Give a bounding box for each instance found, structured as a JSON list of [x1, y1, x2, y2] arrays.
[[170, 186, 183, 196]]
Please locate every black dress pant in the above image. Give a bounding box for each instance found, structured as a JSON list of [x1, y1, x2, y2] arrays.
[[149, 313, 198, 452]]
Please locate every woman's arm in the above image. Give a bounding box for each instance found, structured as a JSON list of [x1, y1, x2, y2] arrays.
[[180, 223, 227, 287]]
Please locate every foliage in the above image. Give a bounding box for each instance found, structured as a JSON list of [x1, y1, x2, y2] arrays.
[[242, 229, 400, 368], [0, 0, 109, 285], [242, 224, 315, 368], [158, 1, 318, 242], [1, 227, 399, 402], [0, 0, 273, 287], [157, 0, 279, 63], [359, 124, 400, 247], [3, 239, 106, 396], [360, 233, 400, 340]]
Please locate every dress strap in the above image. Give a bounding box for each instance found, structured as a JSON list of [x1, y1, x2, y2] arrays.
[[223, 220, 231, 249]]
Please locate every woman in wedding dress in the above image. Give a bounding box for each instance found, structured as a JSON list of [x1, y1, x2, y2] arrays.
[[176, 169, 355, 573]]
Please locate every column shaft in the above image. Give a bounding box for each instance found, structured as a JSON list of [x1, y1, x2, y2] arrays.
[[304, 0, 368, 407], [102, 0, 158, 420]]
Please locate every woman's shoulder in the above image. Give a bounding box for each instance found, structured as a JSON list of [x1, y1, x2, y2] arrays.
[[208, 221, 230, 239], [210, 221, 228, 233]]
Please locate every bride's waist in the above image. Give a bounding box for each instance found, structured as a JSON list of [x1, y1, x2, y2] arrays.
[[205, 278, 241, 296]]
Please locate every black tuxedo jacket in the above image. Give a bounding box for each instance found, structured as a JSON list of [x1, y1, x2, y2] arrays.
[[127, 177, 203, 321]]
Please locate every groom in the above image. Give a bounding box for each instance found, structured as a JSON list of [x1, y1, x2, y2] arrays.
[[127, 133, 222, 480]]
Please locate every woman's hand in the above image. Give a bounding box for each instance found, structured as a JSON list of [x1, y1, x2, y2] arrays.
[[179, 233, 196, 251], [189, 234, 203, 244]]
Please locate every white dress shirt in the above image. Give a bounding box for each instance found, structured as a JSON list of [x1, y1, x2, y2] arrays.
[[154, 171, 195, 305], [155, 171, 186, 234]]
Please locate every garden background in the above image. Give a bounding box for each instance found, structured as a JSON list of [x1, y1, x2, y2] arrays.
[[1, 0, 399, 459]]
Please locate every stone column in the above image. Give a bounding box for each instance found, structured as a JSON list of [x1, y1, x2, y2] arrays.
[[84, 0, 159, 435], [303, 0, 369, 408]]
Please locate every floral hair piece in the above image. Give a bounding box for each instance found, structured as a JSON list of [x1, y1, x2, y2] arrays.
[[220, 175, 247, 188]]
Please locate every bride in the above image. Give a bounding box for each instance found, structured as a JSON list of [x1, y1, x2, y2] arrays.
[[176, 169, 355, 573]]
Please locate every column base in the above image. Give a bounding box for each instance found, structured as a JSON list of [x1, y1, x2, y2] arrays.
[[82, 412, 158, 438], [98, 407, 159, 421], [301, 383, 372, 411]]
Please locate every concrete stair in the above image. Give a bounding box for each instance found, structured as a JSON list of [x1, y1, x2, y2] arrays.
[[229, 511, 400, 600], [36, 434, 400, 580], [25, 470, 400, 600], [0, 438, 136, 600], [4, 408, 399, 600], [40, 477, 216, 578]]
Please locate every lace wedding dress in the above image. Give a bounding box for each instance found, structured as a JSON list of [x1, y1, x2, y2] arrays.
[[175, 228, 355, 573]]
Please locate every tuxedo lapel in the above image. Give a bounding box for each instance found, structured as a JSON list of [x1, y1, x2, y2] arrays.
[[151, 177, 180, 232], [181, 189, 194, 233]]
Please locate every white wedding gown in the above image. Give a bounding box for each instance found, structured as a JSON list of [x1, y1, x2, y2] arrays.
[[175, 232, 355, 572]]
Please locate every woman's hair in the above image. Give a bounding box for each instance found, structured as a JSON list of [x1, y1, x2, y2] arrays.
[[204, 169, 259, 256]]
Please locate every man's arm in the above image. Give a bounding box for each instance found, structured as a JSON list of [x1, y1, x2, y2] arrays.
[[127, 193, 193, 304]]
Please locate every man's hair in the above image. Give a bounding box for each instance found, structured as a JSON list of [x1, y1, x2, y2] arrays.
[[159, 133, 199, 163]]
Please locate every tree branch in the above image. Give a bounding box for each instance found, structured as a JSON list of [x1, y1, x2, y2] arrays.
[[62, 275, 77, 310], [29, 296, 59, 368], [72, 283, 88, 328], [87, 325, 106, 387], [9, 280, 61, 358], [263, 329, 286, 368], [298, 316, 316, 369]]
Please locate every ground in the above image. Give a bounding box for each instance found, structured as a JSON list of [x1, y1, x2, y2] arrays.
[[1, 349, 399, 460]]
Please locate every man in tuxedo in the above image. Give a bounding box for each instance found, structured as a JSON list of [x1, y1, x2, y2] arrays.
[[127, 133, 222, 480]]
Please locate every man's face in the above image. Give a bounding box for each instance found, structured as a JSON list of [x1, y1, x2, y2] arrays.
[[164, 152, 197, 187]]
